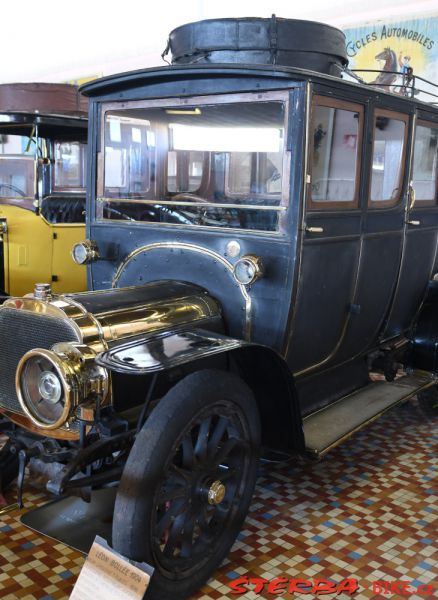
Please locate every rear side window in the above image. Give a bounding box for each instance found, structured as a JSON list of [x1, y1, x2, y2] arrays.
[[309, 98, 363, 209], [53, 141, 87, 192], [370, 110, 408, 207], [412, 122, 438, 204]]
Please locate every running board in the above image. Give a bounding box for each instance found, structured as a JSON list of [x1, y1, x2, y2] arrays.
[[303, 373, 434, 458]]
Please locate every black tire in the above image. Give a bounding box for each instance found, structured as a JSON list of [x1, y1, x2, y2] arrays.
[[417, 387, 438, 411], [0, 439, 19, 491], [112, 369, 261, 600]]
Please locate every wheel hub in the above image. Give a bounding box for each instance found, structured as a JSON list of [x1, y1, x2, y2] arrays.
[[207, 480, 226, 505]]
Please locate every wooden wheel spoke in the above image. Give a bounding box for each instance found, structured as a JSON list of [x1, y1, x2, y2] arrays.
[[181, 433, 195, 468], [207, 416, 230, 457], [197, 506, 211, 533], [213, 500, 235, 524], [168, 463, 192, 484], [194, 416, 212, 461], [214, 464, 236, 482], [162, 511, 186, 558], [180, 511, 196, 558], [155, 498, 186, 538], [213, 436, 247, 466], [157, 482, 190, 505]]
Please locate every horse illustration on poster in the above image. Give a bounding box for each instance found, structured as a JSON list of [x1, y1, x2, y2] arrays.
[[371, 47, 398, 88]]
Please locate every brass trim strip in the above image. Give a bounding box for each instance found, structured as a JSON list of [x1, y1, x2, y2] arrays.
[[97, 197, 287, 212], [112, 242, 252, 340]]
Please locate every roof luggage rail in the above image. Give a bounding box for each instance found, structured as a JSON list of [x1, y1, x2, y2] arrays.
[[343, 66, 438, 104]]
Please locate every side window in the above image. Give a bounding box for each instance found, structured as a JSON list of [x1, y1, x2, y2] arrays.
[[227, 151, 282, 197], [167, 150, 204, 193], [104, 114, 154, 198], [53, 141, 87, 192], [412, 122, 438, 204], [370, 111, 408, 207], [309, 98, 363, 209]]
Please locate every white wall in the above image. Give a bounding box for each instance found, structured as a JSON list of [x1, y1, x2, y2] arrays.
[[1, 0, 437, 83]]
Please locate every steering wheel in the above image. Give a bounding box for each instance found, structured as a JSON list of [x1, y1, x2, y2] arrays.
[[0, 183, 26, 197], [103, 206, 135, 221], [172, 193, 210, 204]]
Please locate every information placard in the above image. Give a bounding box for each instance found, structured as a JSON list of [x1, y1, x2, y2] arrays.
[[70, 536, 153, 600]]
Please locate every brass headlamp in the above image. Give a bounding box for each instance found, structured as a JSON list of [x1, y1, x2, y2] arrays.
[[15, 343, 109, 430]]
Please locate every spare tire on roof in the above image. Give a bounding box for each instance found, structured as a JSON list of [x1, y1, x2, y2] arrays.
[[165, 15, 348, 77]]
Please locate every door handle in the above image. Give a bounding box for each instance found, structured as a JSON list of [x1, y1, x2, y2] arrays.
[[408, 182, 416, 210], [305, 226, 324, 233], [406, 220, 420, 226]]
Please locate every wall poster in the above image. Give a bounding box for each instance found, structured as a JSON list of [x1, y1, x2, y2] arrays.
[[343, 17, 438, 99]]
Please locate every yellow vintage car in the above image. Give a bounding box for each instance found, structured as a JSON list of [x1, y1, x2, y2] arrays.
[[0, 83, 88, 296]]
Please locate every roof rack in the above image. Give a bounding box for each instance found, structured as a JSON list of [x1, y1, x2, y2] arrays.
[[343, 68, 438, 105]]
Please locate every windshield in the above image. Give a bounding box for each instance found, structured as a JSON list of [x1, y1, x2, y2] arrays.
[[97, 97, 288, 233], [53, 141, 87, 192], [0, 134, 36, 199]]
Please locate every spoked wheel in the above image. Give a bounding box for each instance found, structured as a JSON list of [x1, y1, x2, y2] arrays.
[[112, 369, 260, 600]]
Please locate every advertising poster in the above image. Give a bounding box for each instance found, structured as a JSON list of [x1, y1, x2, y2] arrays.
[[344, 17, 438, 99]]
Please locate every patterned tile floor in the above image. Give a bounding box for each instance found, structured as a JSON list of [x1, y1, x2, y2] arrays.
[[0, 396, 436, 600]]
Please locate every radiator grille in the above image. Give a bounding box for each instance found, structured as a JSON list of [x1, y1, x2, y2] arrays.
[[0, 307, 80, 414]]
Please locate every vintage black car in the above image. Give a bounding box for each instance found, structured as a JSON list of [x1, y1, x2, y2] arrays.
[[0, 17, 437, 600]]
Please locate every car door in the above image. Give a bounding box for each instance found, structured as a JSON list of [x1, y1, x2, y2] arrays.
[[334, 105, 411, 363], [381, 111, 438, 339], [286, 94, 364, 374]]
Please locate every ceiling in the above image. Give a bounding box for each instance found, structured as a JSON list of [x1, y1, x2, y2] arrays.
[[1, 0, 437, 83]]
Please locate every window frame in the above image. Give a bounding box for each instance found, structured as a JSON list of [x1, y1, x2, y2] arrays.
[[224, 150, 284, 200], [166, 149, 209, 196], [0, 154, 36, 200], [95, 90, 291, 235], [411, 119, 438, 207], [368, 108, 409, 209], [307, 96, 364, 211], [52, 140, 87, 194]]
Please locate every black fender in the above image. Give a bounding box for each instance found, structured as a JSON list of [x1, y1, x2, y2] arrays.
[[409, 279, 438, 373], [97, 328, 305, 454]]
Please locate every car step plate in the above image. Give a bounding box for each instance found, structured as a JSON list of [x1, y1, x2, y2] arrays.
[[303, 373, 434, 458], [20, 486, 116, 553]]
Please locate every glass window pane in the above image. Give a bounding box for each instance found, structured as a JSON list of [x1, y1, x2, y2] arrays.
[[167, 150, 204, 193], [370, 116, 405, 202], [228, 152, 282, 195], [53, 141, 87, 191], [311, 106, 360, 203], [412, 124, 438, 202], [104, 116, 153, 197], [100, 100, 286, 233], [0, 134, 36, 199]]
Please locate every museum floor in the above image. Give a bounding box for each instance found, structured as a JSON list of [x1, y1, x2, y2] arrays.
[[0, 397, 436, 600]]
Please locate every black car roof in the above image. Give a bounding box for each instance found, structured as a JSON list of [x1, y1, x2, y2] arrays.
[[0, 112, 87, 139], [80, 63, 438, 114]]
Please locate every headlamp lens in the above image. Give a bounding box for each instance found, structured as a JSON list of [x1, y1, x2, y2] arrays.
[[233, 255, 263, 285], [20, 356, 66, 426], [38, 371, 62, 403]]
